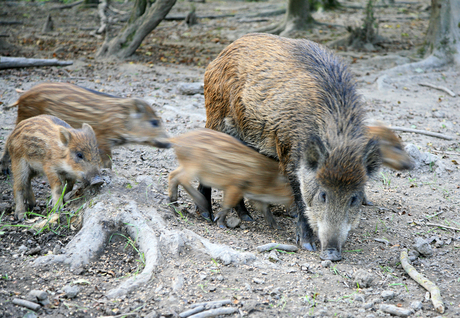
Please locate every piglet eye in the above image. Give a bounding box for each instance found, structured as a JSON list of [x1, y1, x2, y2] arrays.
[[150, 119, 159, 127], [76, 152, 84, 160], [319, 192, 327, 203]]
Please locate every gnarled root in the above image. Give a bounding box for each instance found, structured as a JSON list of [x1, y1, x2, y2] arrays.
[[33, 179, 255, 299]]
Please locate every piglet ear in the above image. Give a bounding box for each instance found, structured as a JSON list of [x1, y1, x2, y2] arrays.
[[129, 99, 147, 119], [363, 137, 381, 176], [305, 135, 328, 170], [59, 127, 71, 147], [82, 123, 96, 137]]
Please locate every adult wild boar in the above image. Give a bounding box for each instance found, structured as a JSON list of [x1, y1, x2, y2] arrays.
[[200, 33, 382, 261]]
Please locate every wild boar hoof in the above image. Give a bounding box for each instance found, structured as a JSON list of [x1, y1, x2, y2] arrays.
[[1, 167, 10, 175], [90, 175, 104, 187], [154, 140, 172, 149], [301, 242, 317, 251], [320, 249, 342, 261], [240, 213, 254, 222], [199, 211, 213, 223]]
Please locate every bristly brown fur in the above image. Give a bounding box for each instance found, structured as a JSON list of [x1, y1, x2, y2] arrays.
[[11, 82, 170, 168], [169, 128, 293, 229], [1, 115, 102, 220]]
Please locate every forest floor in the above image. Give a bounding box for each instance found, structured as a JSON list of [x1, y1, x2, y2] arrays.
[[1, 0, 460, 317]]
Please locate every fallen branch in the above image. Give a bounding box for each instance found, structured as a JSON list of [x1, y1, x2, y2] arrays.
[[0, 57, 73, 70], [390, 127, 454, 140], [425, 223, 460, 231], [190, 299, 231, 309], [50, 0, 83, 10], [418, 83, 456, 97], [180, 306, 205, 318], [379, 304, 413, 317], [256, 243, 298, 253], [374, 238, 390, 246], [400, 250, 444, 313], [188, 307, 237, 318], [12, 298, 41, 311], [0, 21, 23, 25]]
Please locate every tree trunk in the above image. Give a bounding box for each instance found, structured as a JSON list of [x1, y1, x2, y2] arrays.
[[96, 0, 176, 60], [129, 0, 148, 24], [256, 0, 314, 36], [423, 0, 460, 65]]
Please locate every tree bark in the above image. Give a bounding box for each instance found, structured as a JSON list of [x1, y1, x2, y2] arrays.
[[423, 0, 460, 65], [96, 0, 176, 60], [256, 0, 314, 36]]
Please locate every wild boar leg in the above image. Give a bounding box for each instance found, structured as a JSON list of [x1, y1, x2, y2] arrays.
[[12, 161, 34, 219], [197, 183, 213, 221], [253, 202, 280, 230], [0, 149, 10, 175], [44, 168, 65, 210], [291, 179, 317, 251], [214, 186, 244, 228], [234, 199, 254, 222], [168, 167, 182, 202], [170, 171, 213, 221]]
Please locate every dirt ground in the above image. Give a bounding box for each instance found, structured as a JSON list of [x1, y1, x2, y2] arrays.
[[1, 0, 460, 317]]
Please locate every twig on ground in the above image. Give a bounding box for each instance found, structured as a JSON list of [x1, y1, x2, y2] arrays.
[[424, 211, 444, 219], [418, 83, 456, 97], [379, 304, 413, 317], [107, 5, 128, 14], [190, 299, 232, 309], [374, 238, 390, 246], [256, 243, 298, 253], [188, 307, 238, 318], [400, 250, 444, 313], [180, 306, 205, 318], [50, 0, 83, 10], [12, 298, 41, 311], [390, 127, 453, 140], [425, 223, 460, 231]]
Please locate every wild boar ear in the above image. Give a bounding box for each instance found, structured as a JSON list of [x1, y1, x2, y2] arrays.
[[59, 127, 71, 147], [363, 137, 381, 176], [305, 135, 328, 170], [129, 99, 146, 119], [82, 123, 96, 137]]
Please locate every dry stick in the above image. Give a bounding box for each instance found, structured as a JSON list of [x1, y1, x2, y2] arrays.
[[400, 250, 444, 313], [179, 306, 206, 318], [379, 304, 413, 317], [390, 127, 454, 140], [256, 243, 298, 253], [418, 83, 456, 97], [425, 223, 460, 231], [12, 298, 41, 311], [188, 307, 238, 318], [190, 299, 231, 309]]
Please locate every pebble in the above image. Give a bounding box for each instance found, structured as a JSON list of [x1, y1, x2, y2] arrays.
[[354, 294, 366, 303], [381, 290, 395, 300], [363, 302, 374, 309], [18, 245, 27, 253], [321, 260, 332, 268], [226, 216, 241, 229], [410, 300, 423, 311], [252, 278, 265, 284], [244, 283, 252, 292], [268, 250, 279, 263], [177, 82, 204, 95], [413, 237, 433, 257], [63, 285, 80, 299], [353, 269, 375, 288]]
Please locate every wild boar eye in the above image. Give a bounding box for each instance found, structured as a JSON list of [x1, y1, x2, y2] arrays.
[[76, 152, 84, 160], [150, 119, 159, 127], [319, 192, 327, 203], [350, 195, 359, 207]]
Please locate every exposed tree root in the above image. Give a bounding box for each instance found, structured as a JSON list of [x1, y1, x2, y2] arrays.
[[33, 178, 255, 299]]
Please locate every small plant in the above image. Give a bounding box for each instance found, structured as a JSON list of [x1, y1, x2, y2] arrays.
[[109, 231, 146, 271], [380, 171, 391, 188]]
